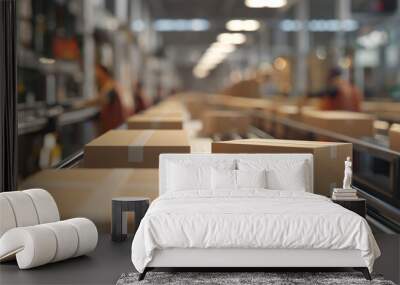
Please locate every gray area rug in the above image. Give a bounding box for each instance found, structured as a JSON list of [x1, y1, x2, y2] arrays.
[[116, 271, 396, 285]]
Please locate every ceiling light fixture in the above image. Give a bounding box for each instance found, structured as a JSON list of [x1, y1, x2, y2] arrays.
[[193, 40, 238, 79], [193, 68, 209, 78], [245, 0, 287, 8], [226, 19, 260, 31], [207, 42, 236, 54], [279, 19, 359, 32], [217, 33, 246, 45], [225, 19, 260, 32], [242, 19, 260, 31], [154, 18, 209, 32], [226, 20, 242, 31]]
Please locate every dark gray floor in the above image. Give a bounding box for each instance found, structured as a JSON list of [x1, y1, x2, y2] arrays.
[[0, 234, 134, 285], [374, 234, 400, 284], [1, 234, 399, 285]]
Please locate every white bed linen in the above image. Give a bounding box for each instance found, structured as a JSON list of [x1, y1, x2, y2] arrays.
[[131, 190, 380, 273]]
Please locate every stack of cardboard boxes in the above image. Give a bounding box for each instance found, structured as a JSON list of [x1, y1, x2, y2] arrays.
[[212, 138, 352, 197], [201, 110, 251, 136], [221, 79, 261, 98], [302, 110, 375, 139], [84, 130, 190, 168], [361, 101, 400, 122]]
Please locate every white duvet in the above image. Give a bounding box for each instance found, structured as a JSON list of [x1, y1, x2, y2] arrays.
[[131, 190, 380, 273]]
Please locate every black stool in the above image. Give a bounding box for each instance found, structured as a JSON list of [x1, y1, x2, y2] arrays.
[[111, 197, 149, 242]]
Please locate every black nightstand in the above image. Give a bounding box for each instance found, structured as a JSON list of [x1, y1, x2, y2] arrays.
[[332, 198, 366, 218], [111, 197, 150, 242]]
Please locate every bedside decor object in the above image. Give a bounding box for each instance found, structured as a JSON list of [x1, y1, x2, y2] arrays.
[[332, 157, 358, 200], [332, 188, 358, 200], [343, 157, 352, 189], [112, 197, 149, 242], [0, 189, 98, 269]]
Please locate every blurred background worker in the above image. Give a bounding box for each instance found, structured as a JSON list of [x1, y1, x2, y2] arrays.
[[309, 68, 363, 112], [91, 64, 127, 133], [133, 80, 147, 114]]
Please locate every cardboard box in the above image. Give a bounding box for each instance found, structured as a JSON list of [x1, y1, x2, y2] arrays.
[[142, 110, 184, 117], [302, 110, 375, 138], [127, 114, 183, 130], [212, 96, 276, 112], [361, 101, 400, 122], [20, 169, 159, 232], [221, 79, 261, 98], [143, 104, 185, 117], [361, 101, 400, 114], [374, 120, 390, 136], [201, 110, 251, 136], [183, 95, 209, 119], [389, 124, 400, 152], [84, 130, 190, 168], [207, 96, 276, 131], [212, 139, 352, 197], [153, 100, 185, 111]]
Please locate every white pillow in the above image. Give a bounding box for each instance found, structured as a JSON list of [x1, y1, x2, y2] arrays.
[[167, 163, 210, 191], [236, 169, 267, 189], [167, 160, 236, 192], [211, 168, 236, 190], [211, 169, 268, 190], [238, 159, 309, 192], [266, 166, 307, 191]]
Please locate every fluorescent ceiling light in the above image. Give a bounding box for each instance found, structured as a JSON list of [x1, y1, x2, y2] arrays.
[[226, 19, 260, 31], [226, 20, 243, 31], [217, 33, 246, 45], [245, 0, 287, 8], [201, 57, 225, 66], [193, 68, 209, 78], [194, 65, 209, 72], [242, 20, 260, 31], [199, 55, 224, 65], [207, 42, 236, 54], [194, 40, 237, 78], [154, 18, 209, 32], [279, 19, 359, 32], [201, 53, 226, 63]]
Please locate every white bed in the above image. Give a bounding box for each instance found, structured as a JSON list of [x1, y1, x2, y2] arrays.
[[131, 154, 380, 280]]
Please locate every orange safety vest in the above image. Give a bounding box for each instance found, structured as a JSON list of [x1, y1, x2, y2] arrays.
[[320, 81, 362, 112], [100, 87, 127, 132]]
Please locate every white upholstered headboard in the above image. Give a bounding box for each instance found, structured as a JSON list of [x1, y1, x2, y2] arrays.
[[159, 153, 313, 195]]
